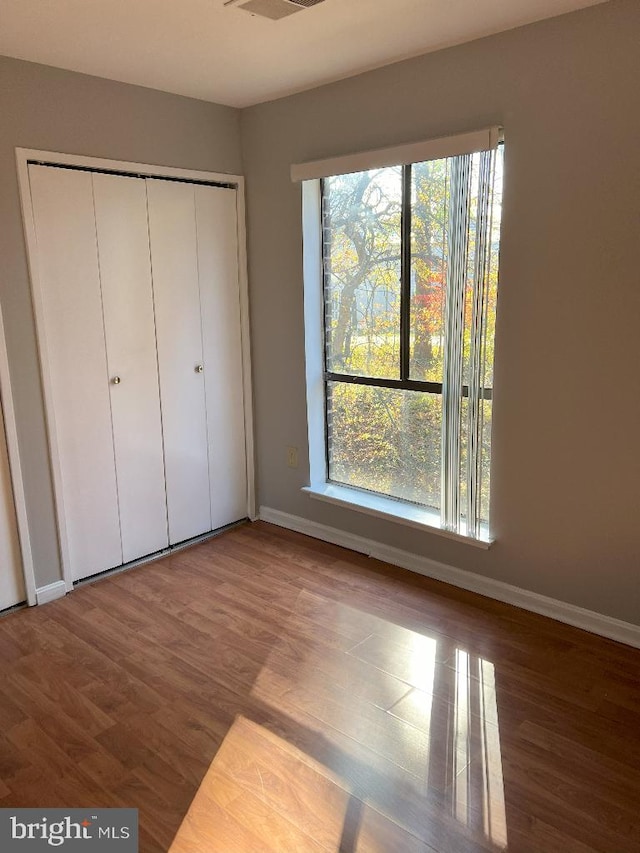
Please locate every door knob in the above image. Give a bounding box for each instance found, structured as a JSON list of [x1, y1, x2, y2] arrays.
[[195, 364, 204, 373], [112, 376, 121, 385]]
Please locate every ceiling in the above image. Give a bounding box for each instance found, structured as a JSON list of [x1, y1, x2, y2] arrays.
[[0, 0, 608, 108]]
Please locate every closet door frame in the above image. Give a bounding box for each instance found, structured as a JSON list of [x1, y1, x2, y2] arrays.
[[16, 147, 256, 596], [0, 301, 37, 606]]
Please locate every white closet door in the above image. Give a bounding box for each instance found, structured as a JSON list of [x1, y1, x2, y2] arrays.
[[92, 173, 169, 563], [28, 165, 122, 580], [195, 186, 247, 529], [146, 179, 212, 545], [0, 397, 25, 610]]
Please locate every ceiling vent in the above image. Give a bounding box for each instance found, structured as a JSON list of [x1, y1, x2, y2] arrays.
[[225, 0, 326, 21]]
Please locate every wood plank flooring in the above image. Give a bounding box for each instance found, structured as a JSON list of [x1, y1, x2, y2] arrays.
[[1, 520, 640, 851]]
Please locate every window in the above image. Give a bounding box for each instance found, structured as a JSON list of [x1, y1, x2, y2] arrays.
[[297, 129, 503, 544]]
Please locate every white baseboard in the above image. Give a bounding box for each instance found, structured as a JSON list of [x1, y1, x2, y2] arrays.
[[35, 580, 67, 606], [259, 506, 640, 650]]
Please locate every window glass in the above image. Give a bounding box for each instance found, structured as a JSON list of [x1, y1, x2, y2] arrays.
[[322, 167, 402, 380], [327, 382, 442, 510], [410, 157, 449, 383]]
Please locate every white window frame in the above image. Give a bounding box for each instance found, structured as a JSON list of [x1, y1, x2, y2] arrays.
[[297, 129, 502, 549]]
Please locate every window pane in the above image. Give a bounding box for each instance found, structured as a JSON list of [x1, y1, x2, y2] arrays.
[[411, 149, 502, 392], [480, 398, 492, 524], [323, 168, 402, 380], [482, 150, 503, 390], [327, 381, 441, 510], [460, 148, 503, 391], [459, 396, 492, 527], [410, 158, 449, 382]]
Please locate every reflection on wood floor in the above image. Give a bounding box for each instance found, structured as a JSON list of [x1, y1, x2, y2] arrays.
[[1, 520, 640, 851]]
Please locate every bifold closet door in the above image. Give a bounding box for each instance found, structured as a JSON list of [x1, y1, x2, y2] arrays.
[[0, 396, 25, 610], [92, 173, 169, 563], [28, 166, 249, 581], [28, 165, 122, 579], [195, 185, 247, 530], [146, 180, 212, 545]]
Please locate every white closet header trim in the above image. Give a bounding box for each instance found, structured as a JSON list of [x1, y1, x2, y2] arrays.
[[291, 126, 503, 182], [16, 148, 244, 189]]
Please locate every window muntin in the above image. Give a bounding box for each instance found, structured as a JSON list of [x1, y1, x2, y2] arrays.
[[321, 146, 502, 538]]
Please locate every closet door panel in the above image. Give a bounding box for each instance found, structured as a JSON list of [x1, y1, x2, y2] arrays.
[[92, 173, 169, 563], [28, 165, 122, 580], [146, 179, 211, 545], [195, 186, 247, 529], [0, 399, 25, 610]]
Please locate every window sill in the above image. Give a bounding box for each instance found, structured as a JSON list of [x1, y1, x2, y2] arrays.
[[302, 483, 493, 549]]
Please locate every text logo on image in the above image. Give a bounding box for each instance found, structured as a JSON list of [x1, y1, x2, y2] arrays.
[[0, 809, 138, 851]]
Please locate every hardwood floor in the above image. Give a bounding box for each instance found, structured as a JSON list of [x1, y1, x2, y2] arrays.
[[1, 521, 639, 851]]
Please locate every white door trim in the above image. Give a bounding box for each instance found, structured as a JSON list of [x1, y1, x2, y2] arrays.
[[0, 303, 37, 606], [235, 185, 257, 521], [15, 147, 256, 593]]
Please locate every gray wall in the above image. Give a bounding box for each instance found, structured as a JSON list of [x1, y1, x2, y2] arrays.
[[0, 57, 242, 587], [240, 0, 640, 624]]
